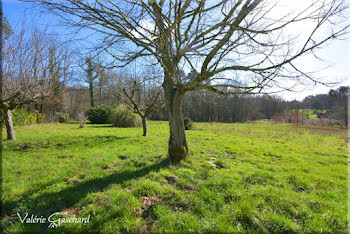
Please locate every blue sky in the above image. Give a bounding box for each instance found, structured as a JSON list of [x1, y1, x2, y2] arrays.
[[3, 0, 350, 101], [3, 0, 106, 58]]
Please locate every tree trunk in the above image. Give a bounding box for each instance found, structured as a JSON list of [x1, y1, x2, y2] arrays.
[[99, 86, 102, 105], [164, 83, 188, 160], [89, 81, 94, 107], [142, 116, 147, 136], [3, 109, 16, 140]]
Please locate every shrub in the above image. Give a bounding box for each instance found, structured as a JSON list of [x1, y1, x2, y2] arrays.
[[12, 109, 46, 125], [109, 105, 141, 127], [27, 112, 37, 125], [12, 108, 28, 126], [33, 110, 46, 124], [57, 113, 70, 123], [36, 113, 46, 124], [85, 106, 111, 124], [184, 118, 194, 130]]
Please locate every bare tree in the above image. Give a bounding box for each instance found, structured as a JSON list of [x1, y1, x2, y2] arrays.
[[34, 0, 349, 159], [113, 68, 163, 136], [1, 21, 72, 140]]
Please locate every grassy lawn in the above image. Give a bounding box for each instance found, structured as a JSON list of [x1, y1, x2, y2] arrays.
[[303, 109, 327, 120], [2, 121, 348, 232]]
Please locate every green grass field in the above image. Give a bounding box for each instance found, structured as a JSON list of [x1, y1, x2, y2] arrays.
[[283, 109, 327, 119], [2, 121, 348, 232]]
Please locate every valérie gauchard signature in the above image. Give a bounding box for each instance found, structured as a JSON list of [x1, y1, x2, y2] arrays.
[[17, 212, 91, 228]]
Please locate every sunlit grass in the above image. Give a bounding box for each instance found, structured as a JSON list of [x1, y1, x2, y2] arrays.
[[2, 120, 347, 232]]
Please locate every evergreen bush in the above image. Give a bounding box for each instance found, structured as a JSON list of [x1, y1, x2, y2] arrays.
[[85, 105, 111, 124]]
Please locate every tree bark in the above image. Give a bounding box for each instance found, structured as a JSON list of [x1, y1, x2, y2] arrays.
[[89, 82, 94, 107], [99, 85, 102, 105], [142, 116, 147, 136], [164, 82, 188, 160], [3, 109, 16, 140]]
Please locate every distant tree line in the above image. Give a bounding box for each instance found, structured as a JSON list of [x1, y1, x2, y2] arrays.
[[150, 86, 348, 127], [151, 91, 286, 122], [57, 83, 348, 128], [22, 80, 349, 128]]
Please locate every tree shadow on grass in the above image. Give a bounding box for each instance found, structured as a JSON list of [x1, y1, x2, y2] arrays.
[[4, 158, 172, 223], [7, 135, 129, 152], [88, 125, 114, 128]]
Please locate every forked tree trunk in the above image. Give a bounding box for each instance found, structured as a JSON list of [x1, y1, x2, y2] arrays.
[[3, 109, 16, 140], [164, 83, 188, 160], [142, 116, 147, 136]]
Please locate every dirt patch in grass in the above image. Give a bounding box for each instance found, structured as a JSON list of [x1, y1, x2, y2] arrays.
[[118, 155, 128, 160], [165, 175, 179, 184], [105, 165, 117, 172], [138, 196, 163, 232], [64, 177, 82, 185], [60, 205, 83, 217], [139, 196, 162, 215]]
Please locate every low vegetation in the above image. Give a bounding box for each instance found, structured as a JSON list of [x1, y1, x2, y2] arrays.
[[57, 113, 70, 124], [109, 105, 141, 128], [2, 121, 347, 232], [85, 106, 111, 124], [12, 109, 46, 126], [184, 118, 194, 130]]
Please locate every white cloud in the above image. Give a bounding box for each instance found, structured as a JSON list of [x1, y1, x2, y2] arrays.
[[131, 19, 156, 40]]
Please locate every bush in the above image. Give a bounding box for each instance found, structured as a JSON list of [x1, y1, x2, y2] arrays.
[[57, 113, 70, 123], [29, 110, 46, 124], [85, 106, 111, 124], [27, 112, 38, 125], [35, 111, 46, 124], [12, 109, 46, 125], [12, 108, 28, 126], [184, 118, 194, 130], [109, 105, 141, 127]]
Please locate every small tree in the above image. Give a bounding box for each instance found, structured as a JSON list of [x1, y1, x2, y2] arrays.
[[78, 111, 87, 128], [115, 70, 163, 136]]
